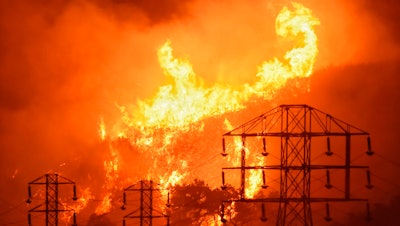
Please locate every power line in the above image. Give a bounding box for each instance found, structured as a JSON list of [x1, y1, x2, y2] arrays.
[[219, 104, 375, 225]]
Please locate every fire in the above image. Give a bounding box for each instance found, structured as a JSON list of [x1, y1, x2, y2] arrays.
[[99, 117, 107, 141], [95, 193, 113, 215], [200, 214, 224, 226], [159, 169, 186, 189], [71, 188, 94, 213], [117, 2, 319, 134], [94, 1, 319, 222], [94, 145, 120, 214], [61, 188, 94, 223], [246, 156, 265, 199], [252, 3, 320, 97]]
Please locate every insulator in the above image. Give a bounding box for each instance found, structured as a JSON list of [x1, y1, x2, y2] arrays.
[[220, 204, 227, 223], [262, 170, 268, 189], [28, 213, 32, 226], [326, 137, 333, 156], [366, 136, 374, 156], [123, 192, 126, 204], [325, 170, 332, 189], [72, 184, 78, 201], [262, 137, 266, 151], [167, 217, 170, 226], [121, 192, 126, 210], [260, 203, 268, 222], [262, 138, 269, 156], [123, 219, 126, 226], [366, 202, 372, 222], [166, 192, 171, 207], [72, 212, 77, 226], [221, 138, 228, 157], [26, 186, 32, 204], [221, 171, 227, 190], [324, 202, 332, 222], [366, 169, 374, 189]]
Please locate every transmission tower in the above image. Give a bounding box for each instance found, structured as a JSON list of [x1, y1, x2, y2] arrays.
[[121, 180, 170, 226], [26, 173, 78, 226], [220, 104, 374, 225]]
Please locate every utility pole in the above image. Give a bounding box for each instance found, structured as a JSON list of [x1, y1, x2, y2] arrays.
[[220, 104, 374, 225], [121, 180, 170, 226], [26, 173, 78, 226]]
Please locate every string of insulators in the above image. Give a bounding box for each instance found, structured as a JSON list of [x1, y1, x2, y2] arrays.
[[26, 186, 32, 204], [366, 202, 372, 221], [166, 192, 171, 207], [221, 171, 227, 190], [262, 137, 269, 156], [262, 170, 268, 189], [121, 192, 126, 210], [366, 136, 374, 156], [72, 184, 78, 201], [324, 202, 332, 222], [366, 169, 374, 189], [260, 203, 268, 222], [72, 212, 77, 226], [326, 137, 333, 156], [220, 204, 227, 223], [325, 170, 332, 189], [123, 219, 126, 226], [221, 138, 228, 157]]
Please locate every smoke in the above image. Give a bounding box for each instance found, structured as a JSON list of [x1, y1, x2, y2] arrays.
[[0, 0, 399, 224]]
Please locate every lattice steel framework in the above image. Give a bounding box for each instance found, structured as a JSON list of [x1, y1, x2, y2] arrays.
[[121, 180, 170, 226], [220, 104, 374, 226], [26, 173, 78, 226]]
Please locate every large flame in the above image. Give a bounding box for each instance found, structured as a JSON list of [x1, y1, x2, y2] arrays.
[[95, 1, 319, 219], [119, 2, 319, 134]]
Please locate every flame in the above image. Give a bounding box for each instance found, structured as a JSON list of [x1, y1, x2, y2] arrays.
[[251, 3, 320, 97], [224, 119, 264, 198], [95, 193, 113, 215], [118, 2, 319, 134], [95, 144, 121, 215], [61, 188, 94, 223], [72, 188, 94, 213], [200, 214, 224, 226], [159, 169, 186, 189], [99, 117, 107, 141], [246, 156, 265, 198], [94, 2, 319, 220]]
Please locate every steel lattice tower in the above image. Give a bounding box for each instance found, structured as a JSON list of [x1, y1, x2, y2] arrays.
[[121, 180, 170, 226], [26, 173, 78, 226], [220, 104, 374, 226]]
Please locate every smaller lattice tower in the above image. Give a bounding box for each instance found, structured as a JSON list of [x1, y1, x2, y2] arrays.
[[121, 180, 171, 226], [26, 173, 78, 226]]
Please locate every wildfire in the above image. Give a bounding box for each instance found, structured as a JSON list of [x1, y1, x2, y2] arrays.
[[61, 188, 94, 224], [246, 156, 265, 199], [252, 3, 320, 97], [94, 122, 123, 215], [95, 1, 319, 223], [118, 2, 319, 135], [95, 193, 112, 215]]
